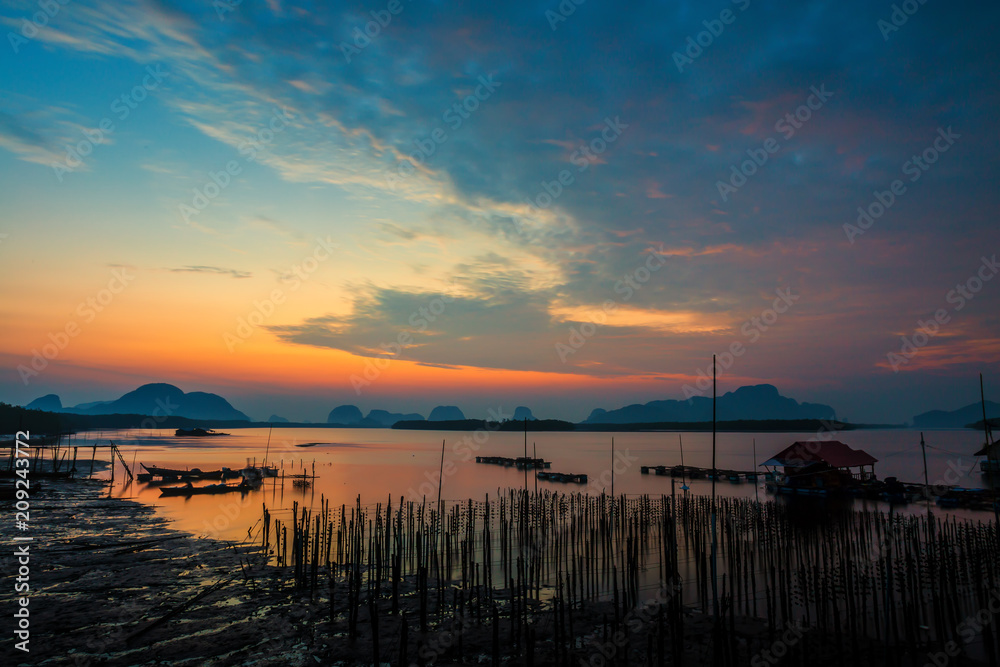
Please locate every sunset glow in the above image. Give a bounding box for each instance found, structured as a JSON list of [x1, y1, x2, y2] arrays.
[[1, 0, 998, 423]]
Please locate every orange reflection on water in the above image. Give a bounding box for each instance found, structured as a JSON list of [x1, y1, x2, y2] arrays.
[[95, 426, 992, 543]]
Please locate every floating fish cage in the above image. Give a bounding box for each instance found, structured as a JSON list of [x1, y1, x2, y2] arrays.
[[475, 456, 551, 469], [535, 471, 587, 483]]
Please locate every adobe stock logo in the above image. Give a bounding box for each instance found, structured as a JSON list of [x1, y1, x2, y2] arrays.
[[886, 255, 998, 372], [716, 85, 833, 203], [545, 0, 587, 31], [877, 0, 930, 41], [672, 0, 752, 73], [844, 126, 959, 244], [51, 65, 168, 182], [7, 0, 71, 54], [18, 268, 135, 385], [681, 287, 799, 399], [179, 108, 295, 224], [339, 0, 411, 63], [384, 75, 500, 189]]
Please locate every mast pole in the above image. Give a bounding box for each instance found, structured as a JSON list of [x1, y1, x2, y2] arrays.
[[920, 432, 934, 531], [523, 418, 528, 495], [437, 438, 445, 556], [263, 423, 273, 469], [679, 434, 688, 492], [982, 373, 993, 446]]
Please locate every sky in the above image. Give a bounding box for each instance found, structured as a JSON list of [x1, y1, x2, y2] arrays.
[[0, 0, 998, 424]]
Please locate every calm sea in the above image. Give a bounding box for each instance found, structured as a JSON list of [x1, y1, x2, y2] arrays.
[[79, 427, 994, 541]]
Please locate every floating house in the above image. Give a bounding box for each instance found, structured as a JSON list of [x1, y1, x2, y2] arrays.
[[975, 437, 1000, 474], [760, 440, 878, 495]]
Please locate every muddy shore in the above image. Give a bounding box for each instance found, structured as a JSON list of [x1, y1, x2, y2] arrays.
[[0, 480, 317, 666]]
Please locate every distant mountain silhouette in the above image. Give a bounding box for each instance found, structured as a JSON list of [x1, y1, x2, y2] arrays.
[[912, 401, 1000, 428], [513, 406, 536, 421], [327, 405, 364, 425], [73, 401, 110, 411], [325, 406, 427, 427], [25, 394, 62, 412], [429, 405, 465, 421], [268, 414, 290, 423], [585, 384, 835, 424], [366, 409, 425, 427], [27, 383, 251, 421]]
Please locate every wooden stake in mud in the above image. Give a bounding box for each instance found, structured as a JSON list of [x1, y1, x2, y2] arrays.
[[255, 475, 1000, 666], [533, 442, 538, 495]]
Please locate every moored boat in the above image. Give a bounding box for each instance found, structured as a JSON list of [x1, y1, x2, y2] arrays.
[[140, 464, 237, 480], [159, 478, 260, 497], [174, 428, 230, 437]]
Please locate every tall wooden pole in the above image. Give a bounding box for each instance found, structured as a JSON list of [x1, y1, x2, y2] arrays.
[[679, 434, 688, 492], [437, 439, 446, 556], [437, 439, 445, 510], [710, 354, 719, 624], [920, 431, 930, 500], [920, 431, 935, 549], [981, 374, 1000, 532], [982, 373, 993, 445], [523, 419, 528, 494]]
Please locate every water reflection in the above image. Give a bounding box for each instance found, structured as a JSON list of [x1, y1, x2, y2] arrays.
[[75, 426, 993, 541]]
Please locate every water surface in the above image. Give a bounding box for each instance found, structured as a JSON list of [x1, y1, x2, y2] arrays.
[[74, 427, 994, 541]]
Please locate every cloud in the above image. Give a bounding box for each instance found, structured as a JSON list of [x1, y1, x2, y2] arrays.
[[0, 107, 101, 168], [166, 265, 252, 279], [378, 222, 419, 241], [266, 283, 570, 374], [265, 270, 767, 379], [5, 0, 1000, 421], [245, 216, 305, 242]]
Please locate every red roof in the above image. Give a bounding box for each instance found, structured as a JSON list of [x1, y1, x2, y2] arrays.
[[760, 440, 878, 469], [974, 439, 999, 457]]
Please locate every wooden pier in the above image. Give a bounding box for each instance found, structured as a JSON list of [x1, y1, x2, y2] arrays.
[[641, 464, 761, 482], [2, 435, 132, 481]]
